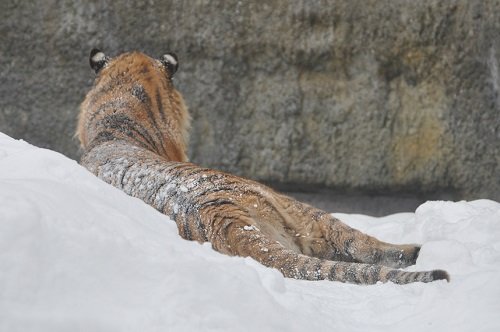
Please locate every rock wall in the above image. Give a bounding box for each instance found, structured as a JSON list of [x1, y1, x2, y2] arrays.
[[1, 0, 499, 200]]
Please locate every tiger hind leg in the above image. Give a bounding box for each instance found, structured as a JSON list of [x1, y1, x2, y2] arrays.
[[318, 217, 422, 269], [278, 195, 424, 269]]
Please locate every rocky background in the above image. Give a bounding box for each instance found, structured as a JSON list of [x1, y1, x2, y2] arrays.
[[1, 0, 499, 202]]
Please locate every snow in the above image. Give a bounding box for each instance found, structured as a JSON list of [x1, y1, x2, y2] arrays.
[[243, 225, 259, 231], [0, 131, 499, 332]]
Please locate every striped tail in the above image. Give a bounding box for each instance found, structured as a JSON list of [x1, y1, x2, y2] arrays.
[[263, 247, 449, 284]]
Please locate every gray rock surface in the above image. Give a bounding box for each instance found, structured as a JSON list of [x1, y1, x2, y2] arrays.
[[1, 0, 499, 201]]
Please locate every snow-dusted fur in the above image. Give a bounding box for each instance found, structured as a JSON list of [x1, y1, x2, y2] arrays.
[[77, 50, 449, 284]]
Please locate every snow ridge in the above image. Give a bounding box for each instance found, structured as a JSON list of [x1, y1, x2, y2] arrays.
[[1, 132, 499, 332]]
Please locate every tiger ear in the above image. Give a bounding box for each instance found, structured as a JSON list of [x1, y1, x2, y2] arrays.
[[89, 48, 108, 74], [160, 52, 179, 77]]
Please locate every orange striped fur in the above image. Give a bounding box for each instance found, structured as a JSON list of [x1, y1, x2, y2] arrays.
[[77, 50, 449, 285], [78, 51, 190, 162]]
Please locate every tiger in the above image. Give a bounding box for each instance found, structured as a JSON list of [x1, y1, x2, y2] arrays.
[[77, 49, 449, 285]]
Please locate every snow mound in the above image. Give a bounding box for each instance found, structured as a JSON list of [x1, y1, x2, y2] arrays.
[[0, 132, 499, 332]]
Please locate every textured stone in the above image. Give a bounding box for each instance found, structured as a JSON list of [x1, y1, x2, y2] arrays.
[[1, 0, 499, 200]]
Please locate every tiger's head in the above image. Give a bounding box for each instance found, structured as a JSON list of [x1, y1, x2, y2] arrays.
[[77, 49, 191, 162]]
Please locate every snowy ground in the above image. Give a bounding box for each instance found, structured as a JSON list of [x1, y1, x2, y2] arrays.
[[0, 131, 499, 332]]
